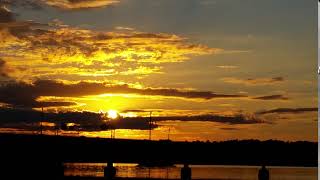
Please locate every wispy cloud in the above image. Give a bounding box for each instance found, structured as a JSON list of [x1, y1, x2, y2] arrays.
[[222, 77, 284, 86], [252, 94, 289, 101], [257, 107, 318, 115], [115, 26, 135, 31], [216, 65, 238, 69]]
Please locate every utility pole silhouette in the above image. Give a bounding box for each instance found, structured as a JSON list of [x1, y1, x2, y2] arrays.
[[106, 112, 116, 139]]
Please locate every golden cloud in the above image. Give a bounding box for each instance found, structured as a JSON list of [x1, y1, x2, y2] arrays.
[[0, 19, 221, 81]]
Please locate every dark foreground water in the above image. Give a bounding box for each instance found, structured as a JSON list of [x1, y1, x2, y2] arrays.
[[64, 163, 317, 180]]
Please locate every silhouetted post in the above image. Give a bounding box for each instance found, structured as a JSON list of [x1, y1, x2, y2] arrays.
[[258, 165, 269, 180], [55, 123, 59, 136], [181, 163, 191, 180], [149, 111, 152, 140], [104, 160, 116, 180], [40, 107, 43, 135], [110, 129, 116, 139]]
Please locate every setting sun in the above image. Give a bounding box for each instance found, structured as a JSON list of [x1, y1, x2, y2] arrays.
[[107, 110, 118, 119]]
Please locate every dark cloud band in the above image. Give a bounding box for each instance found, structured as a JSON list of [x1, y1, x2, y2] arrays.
[[0, 80, 247, 107], [0, 107, 266, 131]]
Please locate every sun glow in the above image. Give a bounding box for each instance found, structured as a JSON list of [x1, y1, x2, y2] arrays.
[[107, 110, 118, 119]]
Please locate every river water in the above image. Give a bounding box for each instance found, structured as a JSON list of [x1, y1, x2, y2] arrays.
[[64, 163, 317, 180]]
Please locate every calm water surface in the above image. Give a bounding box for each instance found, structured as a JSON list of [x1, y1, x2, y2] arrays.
[[64, 163, 317, 180]]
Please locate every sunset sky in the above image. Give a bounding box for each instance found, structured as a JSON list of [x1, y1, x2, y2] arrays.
[[0, 0, 317, 141]]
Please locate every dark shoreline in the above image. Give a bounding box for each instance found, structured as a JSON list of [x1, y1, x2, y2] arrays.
[[0, 133, 316, 179], [63, 177, 239, 180], [1, 133, 317, 167]]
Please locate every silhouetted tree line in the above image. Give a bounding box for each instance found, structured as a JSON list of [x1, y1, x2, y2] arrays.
[[0, 133, 316, 166]]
